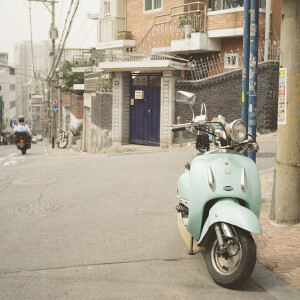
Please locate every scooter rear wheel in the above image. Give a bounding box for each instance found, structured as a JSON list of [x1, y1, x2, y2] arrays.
[[21, 149, 26, 155], [204, 226, 256, 288]]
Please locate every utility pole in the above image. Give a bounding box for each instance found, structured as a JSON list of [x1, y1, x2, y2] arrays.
[[50, 0, 58, 147], [271, 0, 300, 224], [28, 0, 58, 146]]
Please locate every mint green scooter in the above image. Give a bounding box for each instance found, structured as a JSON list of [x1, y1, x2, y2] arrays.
[[171, 91, 262, 288]]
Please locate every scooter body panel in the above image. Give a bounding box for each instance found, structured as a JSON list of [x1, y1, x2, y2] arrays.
[[182, 152, 261, 240], [177, 170, 190, 200], [197, 198, 262, 246]]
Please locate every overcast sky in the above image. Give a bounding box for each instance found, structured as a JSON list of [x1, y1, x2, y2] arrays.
[[0, 0, 100, 64]]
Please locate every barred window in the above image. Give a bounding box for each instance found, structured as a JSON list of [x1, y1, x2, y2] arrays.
[[224, 53, 238, 68]]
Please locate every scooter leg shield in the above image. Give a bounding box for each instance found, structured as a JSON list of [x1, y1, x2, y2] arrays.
[[197, 198, 262, 247]]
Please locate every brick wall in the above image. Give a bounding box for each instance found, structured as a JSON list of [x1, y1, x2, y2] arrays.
[[127, 0, 192, 45], [207, 10, 244, 31], [175, 61, 279, 140], [91, 93, 113, 130], [70, 93, 83, 119]]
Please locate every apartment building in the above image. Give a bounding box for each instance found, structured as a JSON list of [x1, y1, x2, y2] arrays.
[[90, 0, 281, 148], [0, 53, 16, 142], [14, 40, 51, 133]]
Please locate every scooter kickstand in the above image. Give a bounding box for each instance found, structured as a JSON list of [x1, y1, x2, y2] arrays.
[[189, 236, 194, 255]]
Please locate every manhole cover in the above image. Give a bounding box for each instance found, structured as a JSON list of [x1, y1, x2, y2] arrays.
[[8, 202, 63, 216]]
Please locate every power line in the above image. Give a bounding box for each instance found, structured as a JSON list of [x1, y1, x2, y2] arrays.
[[28, 6, 37, 83], [48, 0, 81, 80], [79, 21, 96, 48], [57, 0, 75, 53]]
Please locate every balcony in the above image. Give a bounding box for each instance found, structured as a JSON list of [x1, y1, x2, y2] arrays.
[[96, 17, 135, 50], [207, 7, 267, 38], [136, 2, 209, 54]]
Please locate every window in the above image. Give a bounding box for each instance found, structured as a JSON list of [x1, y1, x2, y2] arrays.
[[104, 1, 111, 15], [224, 53, 238, 68], [9, 67, 15, 75], [10, 100, 16, 109], [10, 84, 15, 91], [144, 0, 162, 12], [209, 0, 266, 11]]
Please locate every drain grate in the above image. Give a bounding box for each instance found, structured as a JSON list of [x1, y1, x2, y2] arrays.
[[8, 202, 63, 216], [257, 152, 275, 158]]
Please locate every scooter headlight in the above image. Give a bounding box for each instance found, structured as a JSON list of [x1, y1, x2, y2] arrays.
[[229, 120, 246, 143]]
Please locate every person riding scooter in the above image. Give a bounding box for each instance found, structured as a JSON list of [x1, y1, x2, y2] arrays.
[[13, 115, 32, 154], [14, 115, 32, 139]]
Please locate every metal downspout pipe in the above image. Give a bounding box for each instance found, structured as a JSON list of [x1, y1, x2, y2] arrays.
[[248, 0, 259, 162], [242, 0, 250, 141], [264, 0, 271, 62]]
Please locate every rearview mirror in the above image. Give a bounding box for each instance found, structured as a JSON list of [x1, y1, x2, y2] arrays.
[[176, 91, 196, 105]]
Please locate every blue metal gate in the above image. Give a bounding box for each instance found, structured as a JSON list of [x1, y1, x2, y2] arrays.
[[130, 74, 161, 146]]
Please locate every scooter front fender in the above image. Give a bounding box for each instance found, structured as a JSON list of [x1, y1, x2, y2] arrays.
[[197, 198, 262, 246]]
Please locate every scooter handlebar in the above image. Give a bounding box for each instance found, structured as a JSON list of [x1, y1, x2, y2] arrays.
[[170, 123, 193, 132]]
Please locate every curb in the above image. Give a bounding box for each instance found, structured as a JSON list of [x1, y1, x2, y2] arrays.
[[253, 263, 300, 300]]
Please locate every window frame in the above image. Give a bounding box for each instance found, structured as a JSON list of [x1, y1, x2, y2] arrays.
[[104, 1, 111, 15], [143, 0, 163, 13], [224, 53, 238, 69]]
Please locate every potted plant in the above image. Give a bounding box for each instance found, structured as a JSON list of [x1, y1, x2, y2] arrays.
[[178, 15, 195, 39]]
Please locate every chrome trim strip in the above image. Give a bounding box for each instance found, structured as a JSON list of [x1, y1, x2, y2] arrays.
[[176, 195, 189, 208], [241, 167, 247, 192], [207, 166, 216, 191]]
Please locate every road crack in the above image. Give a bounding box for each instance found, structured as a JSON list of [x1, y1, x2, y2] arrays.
[[0, 257, 199, 275]]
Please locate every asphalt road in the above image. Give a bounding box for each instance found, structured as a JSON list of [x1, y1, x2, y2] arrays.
[[0, 140, 293, 300]]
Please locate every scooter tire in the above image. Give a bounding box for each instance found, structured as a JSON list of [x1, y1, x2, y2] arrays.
[[203, 226, 256, 288], [21, 149, 26, 155]]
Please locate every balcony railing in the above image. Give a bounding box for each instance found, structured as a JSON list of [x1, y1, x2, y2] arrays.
[[136, 2, 207, 53], [188, 41, 280, 80], [98, 49, 189, 64]]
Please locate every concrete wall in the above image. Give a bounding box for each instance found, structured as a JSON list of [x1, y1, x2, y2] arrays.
[[70, 112, 83, 130], [112, 72, 130, 144], [175, 61, 279, 141], [83, 92, 113, 153], [160, 70, 182, 147]]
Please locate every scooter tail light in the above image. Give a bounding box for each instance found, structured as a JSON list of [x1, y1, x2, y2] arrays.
[[20, 139, 24, 143], [241, 167, 247, 192], [207, 166, 216, 191]]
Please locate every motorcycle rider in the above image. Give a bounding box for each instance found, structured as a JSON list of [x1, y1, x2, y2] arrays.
[[13, 115, 32, 145]]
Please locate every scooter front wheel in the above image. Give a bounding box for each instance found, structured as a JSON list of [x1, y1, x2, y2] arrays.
[[204, 226, 256, 288], [58, 139, 68, 149]]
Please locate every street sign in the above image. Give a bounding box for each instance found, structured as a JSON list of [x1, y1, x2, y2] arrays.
[[52, 105, 59, 113], [52, 98, 58, 106]]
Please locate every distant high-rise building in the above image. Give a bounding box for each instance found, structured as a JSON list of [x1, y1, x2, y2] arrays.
[[0, 52, 16, 142], [14, 41, 51, 133]]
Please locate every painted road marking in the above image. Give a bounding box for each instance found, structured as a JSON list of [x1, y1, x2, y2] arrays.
[[177, 213, 205, 252], [1, 153, 25, 167], [43, 144, 49, 156], [3, 160, 18, 166]]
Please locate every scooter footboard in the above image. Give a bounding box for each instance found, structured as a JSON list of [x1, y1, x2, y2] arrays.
[[197, 198, 262, 246]]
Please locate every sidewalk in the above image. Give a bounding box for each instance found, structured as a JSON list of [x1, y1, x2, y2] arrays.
[[255, 170, 300, 291]]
